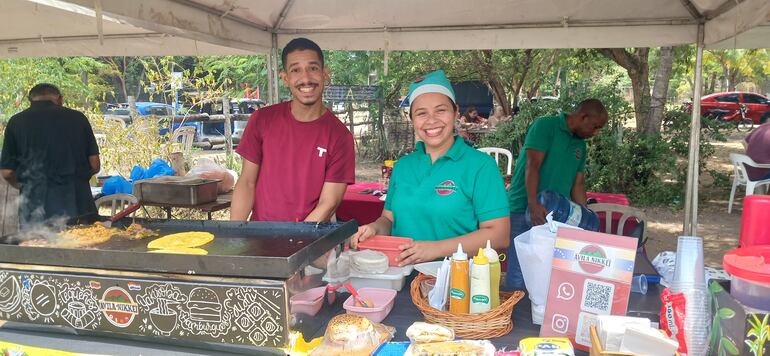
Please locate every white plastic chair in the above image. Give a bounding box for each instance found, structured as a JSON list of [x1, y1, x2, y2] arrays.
[[478, 147, 513, 175], [171, 126, 196, 155], [728, 153, 770, 213], [587, 203, 647, 240], [95, 193, 139, 216]]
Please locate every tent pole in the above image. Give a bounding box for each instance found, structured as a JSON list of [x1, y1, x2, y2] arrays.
[[271, 33, 280, 105], [683, 23, 705, 236], [266, 52, 275, 104]]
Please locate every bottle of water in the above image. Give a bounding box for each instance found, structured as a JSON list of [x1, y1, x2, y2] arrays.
[[525, 190, 599, 231]]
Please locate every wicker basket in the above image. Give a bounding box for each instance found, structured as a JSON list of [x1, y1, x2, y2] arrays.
[[410, 273, 525, 339]]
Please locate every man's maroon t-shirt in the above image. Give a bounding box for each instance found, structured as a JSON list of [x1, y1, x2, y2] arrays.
[[236, 101, 355, 221]]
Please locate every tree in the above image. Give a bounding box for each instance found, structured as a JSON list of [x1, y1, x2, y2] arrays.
[[598, 47, 677, 135], [597, 48, 651, 133], [648, 46, 675, 134]]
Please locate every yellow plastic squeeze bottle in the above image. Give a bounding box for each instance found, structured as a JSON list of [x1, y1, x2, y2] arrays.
[[470, 247, 491, 314], [483, 240, 501, 309], [449, 243, 470, 314]]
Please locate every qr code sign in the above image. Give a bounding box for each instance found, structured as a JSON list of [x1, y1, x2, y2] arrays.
[[580, 279, 615, 314]]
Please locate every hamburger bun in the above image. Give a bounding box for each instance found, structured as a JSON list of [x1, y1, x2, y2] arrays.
[[326, 314, 375, 344]]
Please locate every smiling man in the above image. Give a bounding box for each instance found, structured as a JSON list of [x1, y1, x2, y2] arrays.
[[230, 38, 355, 222]]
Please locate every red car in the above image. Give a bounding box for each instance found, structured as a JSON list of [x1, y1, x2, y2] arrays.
[[695, 91, 770, 124]]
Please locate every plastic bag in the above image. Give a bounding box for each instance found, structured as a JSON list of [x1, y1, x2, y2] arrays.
[[515, 213, 581, 315], [309, 314, 394, 356], [660, 288, 688, 354], [187, 157, 236, 193], [101, 176, 133, 195], [130, 159, 174, 181], [652, 251, 676, 283]]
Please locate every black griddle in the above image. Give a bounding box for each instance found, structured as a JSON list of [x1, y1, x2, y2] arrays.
[[0, 215, 356, 279]]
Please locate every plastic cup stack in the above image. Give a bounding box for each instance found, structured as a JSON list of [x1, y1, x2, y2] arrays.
[[671, 236, 711, 356]]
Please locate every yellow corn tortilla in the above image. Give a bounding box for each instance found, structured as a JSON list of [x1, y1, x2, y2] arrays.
[[147, 231, 214, 249], [148, 248, 209, 255]]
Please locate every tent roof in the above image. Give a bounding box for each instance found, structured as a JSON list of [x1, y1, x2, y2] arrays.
[[1, 0, 769, 58]]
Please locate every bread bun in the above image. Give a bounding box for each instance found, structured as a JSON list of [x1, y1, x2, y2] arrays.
[[406, 322, 455, 343], [326, 314, 375, 344]]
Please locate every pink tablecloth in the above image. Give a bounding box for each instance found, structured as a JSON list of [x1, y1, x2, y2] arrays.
[[337, 182, 634, 231], [336, 182, 386, 225]]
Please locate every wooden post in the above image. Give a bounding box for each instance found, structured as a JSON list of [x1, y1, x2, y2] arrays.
[[127, 96, 138, 121], [222, 97, 233, 159]]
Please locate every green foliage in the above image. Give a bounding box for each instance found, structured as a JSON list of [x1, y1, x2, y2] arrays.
[[746, 314, 769, 356], [92, 116, 174, 177], [0, 57, 111, 122]]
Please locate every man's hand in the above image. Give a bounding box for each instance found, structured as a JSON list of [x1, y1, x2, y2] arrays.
[[529, 201, 548, 226], [397, 241, 440, 266], [350, 224, 377, 249]]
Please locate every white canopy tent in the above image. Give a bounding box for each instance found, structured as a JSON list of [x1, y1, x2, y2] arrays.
[[3, 0, 770, 235]]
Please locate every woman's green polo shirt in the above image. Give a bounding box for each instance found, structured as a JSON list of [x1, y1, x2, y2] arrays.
[[384, 137, 509, 241]]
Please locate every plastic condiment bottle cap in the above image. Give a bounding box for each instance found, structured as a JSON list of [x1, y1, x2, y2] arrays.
[[452, 243, 467, 261], [473, 248, 489, 265], [483, 240, 499, 262]]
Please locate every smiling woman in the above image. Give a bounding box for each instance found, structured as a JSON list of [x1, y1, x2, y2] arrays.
[[351, 70, 511, 266]]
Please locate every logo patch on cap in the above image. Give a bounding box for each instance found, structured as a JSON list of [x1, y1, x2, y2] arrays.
[[413, 77, 424, 83]]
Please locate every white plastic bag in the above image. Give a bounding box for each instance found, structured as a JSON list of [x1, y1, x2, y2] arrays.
[[186, 157, 237, 193], [514, 213, 582, 314]]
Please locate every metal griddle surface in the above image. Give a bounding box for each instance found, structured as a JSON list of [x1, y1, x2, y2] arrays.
[[0, 216, 356, 279]]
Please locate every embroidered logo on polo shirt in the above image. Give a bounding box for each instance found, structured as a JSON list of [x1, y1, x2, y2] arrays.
[[575, 148, 583, 160], [435, 180, 457, 196]]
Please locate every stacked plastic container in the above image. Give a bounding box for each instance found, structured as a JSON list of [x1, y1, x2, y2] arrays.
[[670, 236, 710, 356]]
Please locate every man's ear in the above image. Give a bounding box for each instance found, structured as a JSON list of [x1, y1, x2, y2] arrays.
[[323, 66, 330, 83], [279, 70, 288, 84]]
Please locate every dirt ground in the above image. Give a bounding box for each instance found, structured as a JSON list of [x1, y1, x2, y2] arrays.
[[354, 131, 751, 268]]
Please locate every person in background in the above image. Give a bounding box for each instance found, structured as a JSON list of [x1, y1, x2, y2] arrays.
[[460, 106, 486, 124], [231, 37, 355, 222], [744, 121, 770, 180], [504, 99, 608, 290], [351, 70, 510, 266], [487, 105, 507, 127], [0, 83, 100, 226]]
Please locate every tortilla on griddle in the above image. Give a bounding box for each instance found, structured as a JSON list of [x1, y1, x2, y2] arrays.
[[148, 248, 208, 255], [147, 231, 214, 249]]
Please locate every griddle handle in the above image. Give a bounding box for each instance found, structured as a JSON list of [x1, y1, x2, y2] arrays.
[[111, 203, 141, 222]]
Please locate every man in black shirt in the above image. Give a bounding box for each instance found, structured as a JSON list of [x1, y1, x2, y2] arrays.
[[0, 83, 100, 226]]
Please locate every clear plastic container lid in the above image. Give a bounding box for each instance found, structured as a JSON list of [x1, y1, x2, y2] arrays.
[[723, 246, 770, 284]]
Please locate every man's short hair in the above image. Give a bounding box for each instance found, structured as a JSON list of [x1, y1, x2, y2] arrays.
[[28, 83, 61, 100], [281, 38, 324, 69], [575, 98, 607, 117]]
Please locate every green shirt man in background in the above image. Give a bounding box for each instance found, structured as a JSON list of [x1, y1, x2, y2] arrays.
[[504, 99, 608, 290]]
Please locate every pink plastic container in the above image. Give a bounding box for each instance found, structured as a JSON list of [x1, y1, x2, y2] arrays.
[[357, 235, 413, 266], [343, 287, 397, 323], [289, 287, 325, 316]]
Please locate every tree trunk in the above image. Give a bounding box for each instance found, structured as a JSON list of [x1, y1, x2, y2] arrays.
[[475, 50, 512, 116], [598, 48, 650, 132], [646, 46, 675, 135], [511, 50, 534, 107], [525, 50, 559, 100], [706, 72, 716, 94]]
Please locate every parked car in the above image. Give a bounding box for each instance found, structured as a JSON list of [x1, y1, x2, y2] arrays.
[[689, 92, 770, 125]]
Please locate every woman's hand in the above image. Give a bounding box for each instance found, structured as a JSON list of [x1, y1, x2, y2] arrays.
[[397, 241, 442, 266], [350, 224, 377, 249]]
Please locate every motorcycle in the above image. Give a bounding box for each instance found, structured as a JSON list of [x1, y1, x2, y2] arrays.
[[706, 104, 754, 132]]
